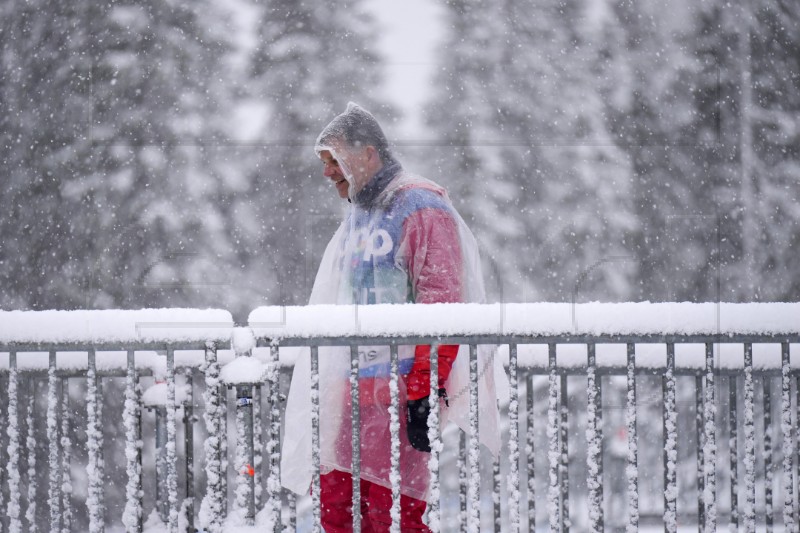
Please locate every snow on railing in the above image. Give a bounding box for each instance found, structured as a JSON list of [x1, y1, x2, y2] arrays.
[[0, 309, 233, 533], [1, 303, 799, 532]]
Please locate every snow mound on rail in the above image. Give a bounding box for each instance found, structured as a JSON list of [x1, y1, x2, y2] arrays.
[[248, 302, 799, 339], [0, 308, 233, 345]]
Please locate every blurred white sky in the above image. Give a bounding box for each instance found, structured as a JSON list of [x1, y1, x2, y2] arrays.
[[367, 0, 445, 138]]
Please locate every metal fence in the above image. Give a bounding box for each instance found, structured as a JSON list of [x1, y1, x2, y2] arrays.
[[1, 320, 799, 532]]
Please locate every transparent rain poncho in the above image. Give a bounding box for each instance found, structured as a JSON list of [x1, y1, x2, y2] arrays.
[[280, 103, 502, 501]]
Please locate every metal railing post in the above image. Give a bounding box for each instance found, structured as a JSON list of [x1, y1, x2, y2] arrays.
[[235, 382, 255, 523], [47, 350, 63, 533], [703, 342, 717, 531], [547, 343, 560, 532], [389, 344, 402, 533], [220, 384, 229, 519], [560, 370, 570, 533], [695, 372, 705, 533], [729, 374, 739, 530], [230, 328, 259, 527], [253, 384, 263, 510], [266, 343, 282, 530], [350, 344, 362, 532], [7, 350, 21, 533], [492, 453, 501, 533], [458, 430, 468, 527], [428, 341, 442, 533], [467, 343, 481, 531], [25, 378, 38, 533], [507, 343, 520, 533], [763, 375, 774, 530], [0, 373, 7, 533], [781, 342, 795, 530], [663, 343, 678, 533], [165, 347, 179, 532], [310, 345, 322, 533], [743, 343, 756, 533], [287, 493, 296, 532], [626, 343, 639, 532], [587, 343, 604, 532], [98, 376, 106, 518], [200, 342, 224, 533], [87, 347, 105, 533], [184, 371, 195, 533], [525, 371, 535, 531], [155, 406, 168, 523], [595, 370, 604, 530], [123, 350, 143, 533], [61, 378, 73, 533], [795, 370, 800, 528]]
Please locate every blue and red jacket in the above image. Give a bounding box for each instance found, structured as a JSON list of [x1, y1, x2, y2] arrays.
[[346, 161, 462, 401]]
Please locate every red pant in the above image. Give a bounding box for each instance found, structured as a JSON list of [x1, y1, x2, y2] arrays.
[[320, 470, 431, 532]]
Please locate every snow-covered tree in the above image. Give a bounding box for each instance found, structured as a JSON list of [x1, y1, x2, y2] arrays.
[[427, 0, 637, 303], [605, 0, 713, 302], [424, 0, 523, 299], [627, 0, 800, 302], [243, 0, 392, 305], [0, 0, 92, 309], [0, 0, 235, 312], [86, 0, 234, 309], [735, 0, 800, 300]]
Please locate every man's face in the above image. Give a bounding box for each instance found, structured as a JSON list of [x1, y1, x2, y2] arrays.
[[319, 149, 349, 199], [319, 142, 378, 199]]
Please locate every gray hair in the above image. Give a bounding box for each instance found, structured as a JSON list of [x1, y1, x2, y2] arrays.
[[315, 102, 394, 163]]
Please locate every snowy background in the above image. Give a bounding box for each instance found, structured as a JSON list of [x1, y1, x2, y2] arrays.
[[1, 0, 799, 531], [2, 0, 798, 321]]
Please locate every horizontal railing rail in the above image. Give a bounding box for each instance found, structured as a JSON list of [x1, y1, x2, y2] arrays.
[[1, 304, 799, 532]]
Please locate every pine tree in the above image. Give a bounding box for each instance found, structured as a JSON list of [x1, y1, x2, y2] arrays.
[[536, 0, 638, 303], [0, 0, 234, 311], [245, 0, 391, 305], [0, 0, 93, 308], [85, 0, 233, 309], [738, 0, 800, 299], [609, 0, 716, 302], [639, 0, 800, 302], [424, 0, 515, 298], [427, 0, 637, 303]]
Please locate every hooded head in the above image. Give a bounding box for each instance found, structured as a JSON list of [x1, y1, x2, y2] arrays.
[[315, 102, 395, 199]]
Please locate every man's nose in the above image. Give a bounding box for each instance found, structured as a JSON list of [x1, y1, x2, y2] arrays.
[[323, 164, 335, 177]]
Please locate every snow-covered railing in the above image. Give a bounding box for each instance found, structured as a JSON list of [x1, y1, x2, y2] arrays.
[[2, 303, 800, 532], [250, 303, 800, 532], [0, 309, 234, 533]]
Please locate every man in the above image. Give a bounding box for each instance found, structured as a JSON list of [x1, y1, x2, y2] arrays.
[[280, 103, 500, 531]]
